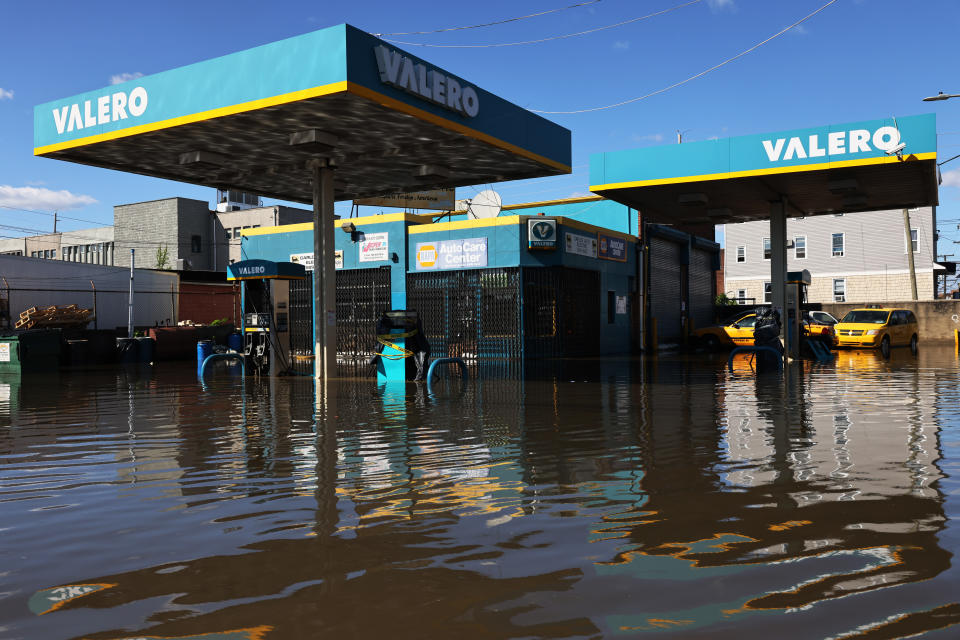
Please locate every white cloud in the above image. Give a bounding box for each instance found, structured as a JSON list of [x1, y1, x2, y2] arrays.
[[110, 72, 143, 85], [707, 0, 736, 11], [0, 88, 13, 100], [0, 185, 97, 211], [942, 168, 960, 188], [613, 40, 630, 50], [632, 132, 665, 143]]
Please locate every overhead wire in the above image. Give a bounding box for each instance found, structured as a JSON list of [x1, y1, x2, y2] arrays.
[[372, 0, 603, 36], [384, 0, 701, 48], [531, 0, 839, 114]]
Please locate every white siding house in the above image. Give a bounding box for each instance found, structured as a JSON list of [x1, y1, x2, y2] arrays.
[[724, 207, 937, 304]]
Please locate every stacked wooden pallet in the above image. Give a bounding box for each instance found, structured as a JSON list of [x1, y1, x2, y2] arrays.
[[16, 305, 94, 330]]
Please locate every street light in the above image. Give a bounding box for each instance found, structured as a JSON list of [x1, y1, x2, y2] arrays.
[[923, 91, 960, 102]]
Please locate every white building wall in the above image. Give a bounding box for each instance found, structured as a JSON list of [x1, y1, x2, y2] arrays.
[[0, 255, 178, 330], [723, 207, 937, 303]]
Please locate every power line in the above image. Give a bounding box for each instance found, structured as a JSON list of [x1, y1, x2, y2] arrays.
[[531, 0, 839, 114], [0, 204, 108, 227], [385, 0, 701, 48], [373, 0, 602, 36]]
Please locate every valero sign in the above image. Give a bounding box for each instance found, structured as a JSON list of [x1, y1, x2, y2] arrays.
[[761, 125, 903, 163], [374, 45, 480, 118], [528, 218, 557, 250]]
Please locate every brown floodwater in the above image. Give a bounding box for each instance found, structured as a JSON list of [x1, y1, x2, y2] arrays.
[[2, 348, 960, 639]]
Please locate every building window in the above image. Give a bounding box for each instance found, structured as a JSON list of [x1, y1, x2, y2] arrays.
[[736, 289, 747, 303], [762, 237, 771, 260], [907, 228, 918, 253], [30, 251, 37, 258], [763, 282, 772, 304], [736, 246, 745, 263], [191, 235, 202, 253], [232, 227, 241, 239], [833, 278, 846, 302], [831, 233, 844, 257], [794, 236, 806, 259], [51, 250, 57, 259], [252, 224, 260, 229]]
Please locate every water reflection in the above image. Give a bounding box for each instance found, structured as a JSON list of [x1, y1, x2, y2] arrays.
[[0, 351, 958, 638]]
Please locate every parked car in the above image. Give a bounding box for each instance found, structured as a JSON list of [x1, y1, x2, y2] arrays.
[[695, 311, 838, 350], [834, 308, 919, 354], [693, 313, 758, 350]]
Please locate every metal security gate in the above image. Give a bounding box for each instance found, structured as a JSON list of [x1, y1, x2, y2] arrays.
[[649, 236, 682, 343], [407, 268, 521, 361], [288, 266, 392, 374], [689, 248, 715, 333], [523, 267, 600, 358]]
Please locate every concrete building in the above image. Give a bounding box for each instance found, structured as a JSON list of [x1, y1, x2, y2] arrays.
[[0, 197, 312, 271], [722, 207, 938, 304]]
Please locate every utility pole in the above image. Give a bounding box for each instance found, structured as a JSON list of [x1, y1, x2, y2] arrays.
[[903, 209, 918, 300], [53, 211, 57, 234], [127, 249, 135, 339]]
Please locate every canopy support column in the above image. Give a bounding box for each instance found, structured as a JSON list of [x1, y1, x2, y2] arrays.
[[770, 198, 789, 367], [311, 159, 337, 383]]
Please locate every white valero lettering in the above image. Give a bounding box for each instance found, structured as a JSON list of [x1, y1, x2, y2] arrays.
[[374, 45, 480, 118], [52, 87, 148, 135], [761, 126, 901, 162]]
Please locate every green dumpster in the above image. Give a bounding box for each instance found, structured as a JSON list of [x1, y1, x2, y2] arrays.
[[0, 330, 62, 374]]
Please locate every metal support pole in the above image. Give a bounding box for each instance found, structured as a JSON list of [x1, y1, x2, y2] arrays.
[[312, 159, 337, 382], [903, 208, 918, 301], [769, 198, 788, 365], [127, 249, 135, 339]]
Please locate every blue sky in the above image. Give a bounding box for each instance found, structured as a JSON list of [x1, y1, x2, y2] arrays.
[[2, 0, 959, 254]]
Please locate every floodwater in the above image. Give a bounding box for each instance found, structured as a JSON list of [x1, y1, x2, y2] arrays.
[[2, 349, 960, 640]]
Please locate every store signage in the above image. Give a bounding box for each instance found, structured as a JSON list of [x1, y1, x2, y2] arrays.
[[616, 296, 627, 315], [359, 232, 389, 262], [289, 251, 343, 270], [416, 238, 487, 270], [0, 343, 9, 362], [374, 45, 480, 118], [528, 218, 557, 250], [762, 125, 901, 163], [51, 87, 148, 135], [565, 232, 597, 258], [355, 189, 456, 210], [598, 233, 627, 262]]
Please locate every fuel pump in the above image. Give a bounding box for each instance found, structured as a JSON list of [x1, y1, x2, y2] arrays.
[[785, 269, 811, 360]]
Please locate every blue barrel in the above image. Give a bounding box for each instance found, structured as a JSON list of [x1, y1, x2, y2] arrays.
[[227, 333, 242, 353], [197, 340, 213, 371]]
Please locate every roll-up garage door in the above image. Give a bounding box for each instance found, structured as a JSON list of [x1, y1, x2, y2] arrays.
[[689, 248, 715, 333], [649, 236, 682, 343]]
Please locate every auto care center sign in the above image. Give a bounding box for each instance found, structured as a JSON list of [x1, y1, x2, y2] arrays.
[[416, 238, 487, 270]]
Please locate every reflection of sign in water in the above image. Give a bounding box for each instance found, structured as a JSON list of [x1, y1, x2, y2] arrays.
[[598, 233, 628, 262], [416, 238, 487, 270], [565, 232, 597, 258], [28, 583, 116, 615], [359, 232, 389, 262], [528, 218, 557, 250], [0, 343, 9, 362]]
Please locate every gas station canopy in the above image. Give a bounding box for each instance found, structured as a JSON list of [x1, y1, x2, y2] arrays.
[[33, 24, 571, 203], [590, 114, 938, 223]]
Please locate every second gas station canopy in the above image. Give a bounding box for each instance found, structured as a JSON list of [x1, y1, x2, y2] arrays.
[[590, 114, 939, 223], [33, 24, 571, 202]]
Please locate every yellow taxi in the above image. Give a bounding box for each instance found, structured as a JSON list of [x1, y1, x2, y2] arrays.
[[693, 313, 758, 349], [834, 308, 919, 352]]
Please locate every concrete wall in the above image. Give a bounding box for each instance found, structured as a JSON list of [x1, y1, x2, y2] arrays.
[[114, 197, 213, 270], [820, 300, 960, 342], [218, 205, 312, 265]]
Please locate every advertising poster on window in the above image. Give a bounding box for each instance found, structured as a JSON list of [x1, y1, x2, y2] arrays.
[[598, 233, 627, 262], [565, 232, 597, 258], [359, 232, 389, 262]]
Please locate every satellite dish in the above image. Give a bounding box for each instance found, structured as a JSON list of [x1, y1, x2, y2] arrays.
[[467, 190, 502, 219]]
